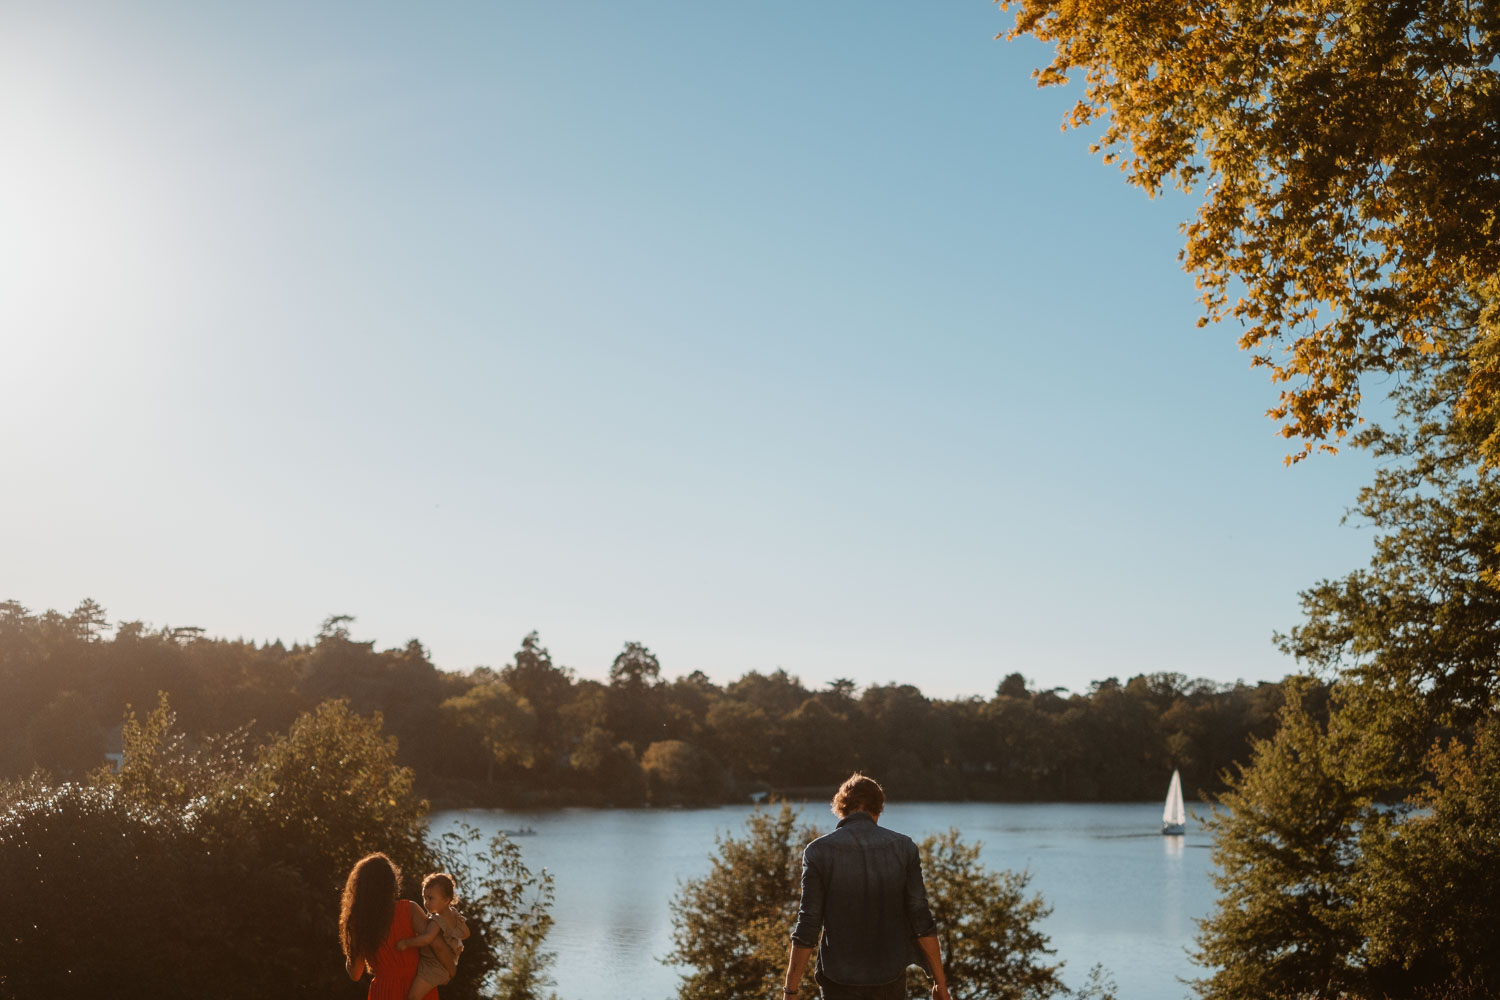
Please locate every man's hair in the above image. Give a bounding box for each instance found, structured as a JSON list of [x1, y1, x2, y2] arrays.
[[832, 772, 885, 818]]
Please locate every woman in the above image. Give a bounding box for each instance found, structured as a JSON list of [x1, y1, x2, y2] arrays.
[[340, 853, 438, 1000]]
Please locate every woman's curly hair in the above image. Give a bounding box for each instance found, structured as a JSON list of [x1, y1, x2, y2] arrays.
[[340, 852, 400, 968]]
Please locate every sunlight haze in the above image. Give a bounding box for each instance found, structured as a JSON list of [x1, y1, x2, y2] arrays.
[[1, 1, 1376, 698]]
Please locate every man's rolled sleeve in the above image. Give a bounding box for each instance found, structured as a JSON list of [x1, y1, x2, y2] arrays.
[[789, 846, 825, 947], [904, 843, 937, 938]]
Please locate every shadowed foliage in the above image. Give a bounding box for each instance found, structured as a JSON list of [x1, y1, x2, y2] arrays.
[[0, 695, 555, 1000]]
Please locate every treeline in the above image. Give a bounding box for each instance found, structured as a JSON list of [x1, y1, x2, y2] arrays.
[[0, 599, 1291, 806]]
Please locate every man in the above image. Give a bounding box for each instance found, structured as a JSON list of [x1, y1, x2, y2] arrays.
[[783, 773, 952, 1000]]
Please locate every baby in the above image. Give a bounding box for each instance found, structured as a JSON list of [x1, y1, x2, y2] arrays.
[[396, 872, 470, 1000]]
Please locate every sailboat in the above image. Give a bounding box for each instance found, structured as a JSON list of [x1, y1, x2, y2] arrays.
[[1161, 769, 1187, 835]]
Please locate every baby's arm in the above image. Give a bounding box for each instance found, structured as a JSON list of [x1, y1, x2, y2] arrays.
[[395, 915, 443, 952]]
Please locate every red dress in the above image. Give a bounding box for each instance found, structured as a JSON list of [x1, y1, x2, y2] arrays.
[[367, 900, 438, 1000]]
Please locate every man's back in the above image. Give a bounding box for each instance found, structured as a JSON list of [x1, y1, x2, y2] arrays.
[[790, 811, 936, 987]]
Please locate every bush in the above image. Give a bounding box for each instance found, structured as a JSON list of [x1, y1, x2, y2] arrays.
[[665, 804, 1085, 1000], [0, 695, 555, 1000], [0, 778, 301, 999]]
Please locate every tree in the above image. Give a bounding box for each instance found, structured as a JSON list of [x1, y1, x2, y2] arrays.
[[826, 677, 859, 701], [443, 679, 538, 783], [568, 726, 646, 805], [917, 829, 1067, 1000], [606, 641, 669, 752], [608, 640, 662, 689], [238, 698, 431, 898], [500, 632, 575, 771], [778, 698, 857, 786], [640, 739, 724, 805], [1357, 718, 1500, 996], [664, 804, 827, 1000], [66, 598, 109, 641], [665, 804, 1081, 1000], [1193, 363, 1500, 999], [1002, 1, 1500, 461], [1192, 680, 1368, 1000], [703, 699, 773, 785], [1280, 355, 1500, 739], [997, 673, 1029, 700]]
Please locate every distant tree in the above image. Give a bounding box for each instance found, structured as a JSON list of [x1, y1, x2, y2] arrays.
[[996, 673, 1029, 700], [778, 698, 856, 786], [606, 641, 670, 752], [859, 684, 951, 796], [608, 641, 662, 689], [640, 739, 724, 806], [0, 597, 1287, 807], [500, 632, 575, 768], [443, 679, 538, 783], [703, 699, 773, 786], [569, 726, 646, 805], [664, 669, 720, 742], [317, 613, 356, 641], [301, 614, 381, 707], [66, 598, 109, 641], [826, 677, 859, 701], [728, 669, 810, 718], [24, 688, 101, 777]]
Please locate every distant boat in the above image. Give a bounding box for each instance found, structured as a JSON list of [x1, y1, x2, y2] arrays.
[[1162, 769, 1187, 835]]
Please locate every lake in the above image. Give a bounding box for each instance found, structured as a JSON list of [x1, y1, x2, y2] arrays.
[[433, 802, 1217, 1000]]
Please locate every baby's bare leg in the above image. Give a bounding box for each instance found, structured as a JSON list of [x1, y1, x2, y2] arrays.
[[407, 975, 437, 1000]]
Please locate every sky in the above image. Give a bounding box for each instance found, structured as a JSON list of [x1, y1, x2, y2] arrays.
[[1, 1, 1381, 699]]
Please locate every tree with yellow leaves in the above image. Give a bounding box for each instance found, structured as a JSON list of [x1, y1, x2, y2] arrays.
[[1002, 0, 1500, 461]]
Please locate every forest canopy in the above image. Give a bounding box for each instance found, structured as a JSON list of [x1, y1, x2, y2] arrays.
[[0, 599, 1289, 807]]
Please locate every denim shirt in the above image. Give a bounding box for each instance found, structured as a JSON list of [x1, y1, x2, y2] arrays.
[[789, 811, 938, 986]]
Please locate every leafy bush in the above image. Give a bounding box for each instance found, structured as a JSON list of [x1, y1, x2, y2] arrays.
[[665, 804, 1095, 1000], [0, 695, 555, 1000]]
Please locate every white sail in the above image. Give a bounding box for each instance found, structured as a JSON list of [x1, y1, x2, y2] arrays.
[[1162, 769, 1187, 832]]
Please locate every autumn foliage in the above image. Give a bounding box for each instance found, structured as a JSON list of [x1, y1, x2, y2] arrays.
[[1002, 0, 1500, 461]]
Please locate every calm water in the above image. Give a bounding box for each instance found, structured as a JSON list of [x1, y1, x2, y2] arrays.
[[433, 802, 1216, 1000]]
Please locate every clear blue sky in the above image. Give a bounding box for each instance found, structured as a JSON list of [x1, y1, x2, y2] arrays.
[[1, 1, 1377, 698]]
